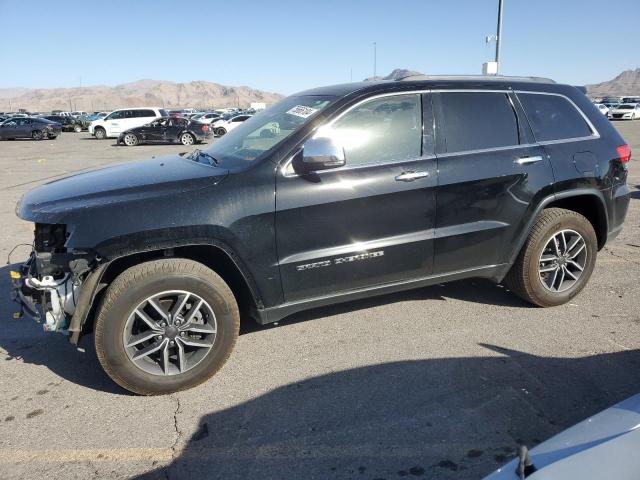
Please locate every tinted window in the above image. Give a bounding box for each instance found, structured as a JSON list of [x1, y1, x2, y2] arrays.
[[318, 94, 422, 166], [435, 92, 519, 153], [108, 110, 124, 120], [132, 109, 154, 118], [517, 93, 592, 141]]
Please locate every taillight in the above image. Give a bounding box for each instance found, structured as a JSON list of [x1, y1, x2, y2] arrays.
[[202, 125, 209, 132], [616, 144, 631, 163]]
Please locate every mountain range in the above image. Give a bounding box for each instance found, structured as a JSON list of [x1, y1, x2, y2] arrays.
[[1, 68, 638, 113], [0, 80, 283, 112], [584, 68, 640, 97]]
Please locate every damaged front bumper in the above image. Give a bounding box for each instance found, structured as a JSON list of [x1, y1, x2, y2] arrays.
[[10, 253, 80, 333]]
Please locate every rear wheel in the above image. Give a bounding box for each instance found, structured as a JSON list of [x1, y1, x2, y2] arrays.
[[94, 127, 106, 140], [504, 208, 597, 307], [94, 259, 239, 395], [31, 130, 43, 140], [123, 132, 139, 146], [215, 127, 226, 136], [180, 132, 195, 146]]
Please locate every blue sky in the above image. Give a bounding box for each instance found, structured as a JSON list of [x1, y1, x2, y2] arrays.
[[0, 0, 637, 94]]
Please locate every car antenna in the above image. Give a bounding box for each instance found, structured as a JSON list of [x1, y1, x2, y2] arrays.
[[516, 445, 537, 479]]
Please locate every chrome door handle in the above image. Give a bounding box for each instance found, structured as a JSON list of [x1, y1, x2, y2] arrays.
[[395, 171, 429, 182], [514, 155, 543, 165]]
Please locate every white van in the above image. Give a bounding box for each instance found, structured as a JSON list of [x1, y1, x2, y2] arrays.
[[89, 107, 168, 139]]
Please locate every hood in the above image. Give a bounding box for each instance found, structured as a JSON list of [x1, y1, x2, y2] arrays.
[[483, 393, 640, 479], [17, 154, 228, 222]]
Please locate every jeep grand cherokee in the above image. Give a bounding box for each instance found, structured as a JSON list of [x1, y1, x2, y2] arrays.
[[11, 76, 631, 394]]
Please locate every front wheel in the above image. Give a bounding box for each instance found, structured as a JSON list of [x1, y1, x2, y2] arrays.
[[94, 259, 239, 395], [94, 127, 106, 140], [31, 130, 43, 140], [180, 132, 195, 145], [122, 132, 139, 146], [504, 208, 597, 307]]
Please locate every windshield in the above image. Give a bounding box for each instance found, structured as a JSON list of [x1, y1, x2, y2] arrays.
[[618, 105, 634, 110], [199, 95, 335, 167]]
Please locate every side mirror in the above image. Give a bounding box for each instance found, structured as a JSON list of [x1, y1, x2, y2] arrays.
[[300, 136, 346, 172]]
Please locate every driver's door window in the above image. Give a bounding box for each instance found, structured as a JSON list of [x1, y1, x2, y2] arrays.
[[316, 94, 422, 167]]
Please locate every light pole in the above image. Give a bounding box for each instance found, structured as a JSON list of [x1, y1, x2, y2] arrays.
[[495, 0, 504, 72], [373, 42, 377, 78], [484, 0, 504, 75]]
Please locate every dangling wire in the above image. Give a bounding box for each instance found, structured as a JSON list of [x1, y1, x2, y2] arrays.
[[6, 243, 34, 265]]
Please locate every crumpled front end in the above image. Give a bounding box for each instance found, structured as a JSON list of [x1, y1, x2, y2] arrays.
[[10, 223, 96, 337]]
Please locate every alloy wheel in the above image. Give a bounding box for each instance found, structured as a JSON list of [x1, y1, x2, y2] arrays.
[[122, 290, 217, 376], [538, 229, 587, 293], [124, 133, 138, 146]]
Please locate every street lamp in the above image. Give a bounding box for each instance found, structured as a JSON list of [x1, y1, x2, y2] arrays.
[[483, 0, 504, 75]]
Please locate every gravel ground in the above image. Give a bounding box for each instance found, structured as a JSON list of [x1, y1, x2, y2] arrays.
[[0, 123, 639, 480]]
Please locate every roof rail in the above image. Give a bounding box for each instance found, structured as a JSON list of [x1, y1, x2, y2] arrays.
[[396, 74, 556, 84]]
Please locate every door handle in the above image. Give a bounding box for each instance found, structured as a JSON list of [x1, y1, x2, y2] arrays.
[[395, 171, 429, 182], [514, 155, 543, 165]]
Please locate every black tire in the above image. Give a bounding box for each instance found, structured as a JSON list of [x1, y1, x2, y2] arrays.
[[216, 127, 226, 137], [122, 132, 139, 146], [94, 258, 239, 395], [31, 130, 43, 140], [180, 132, 195, 146], [504, 208, 597, 307], [94, 127, 106, 140]]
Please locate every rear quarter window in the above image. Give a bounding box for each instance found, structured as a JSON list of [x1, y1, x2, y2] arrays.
[[517, 93, 593, 142]]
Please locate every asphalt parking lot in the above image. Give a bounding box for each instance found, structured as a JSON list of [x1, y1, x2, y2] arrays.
[[0, 125, 639, 480]]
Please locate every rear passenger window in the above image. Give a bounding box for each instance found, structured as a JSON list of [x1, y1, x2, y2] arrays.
[[318, 94, 422, 166], [135, 109, 155, 118], [434, 92, 520, 153], [517, 93, 592, 141]]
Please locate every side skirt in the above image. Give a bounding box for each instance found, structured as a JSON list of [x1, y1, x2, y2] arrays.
[[255, 263, 510, 325]]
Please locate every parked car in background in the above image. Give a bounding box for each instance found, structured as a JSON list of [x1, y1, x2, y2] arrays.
[[212, 114, 252, 136], [43, 115, 82, 132], [608, 103, 640, 120], [71, 111, 89, 117], [595, 103, 609, 116], [191, 112, 221, 124], [89, 107, 169, 139], [86, 112, 109, 121], [118, 116, 212, 146], [0, 117, 61, 140]]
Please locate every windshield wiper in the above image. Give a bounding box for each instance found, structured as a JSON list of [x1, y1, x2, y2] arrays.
[[190, 148, 219, 166]]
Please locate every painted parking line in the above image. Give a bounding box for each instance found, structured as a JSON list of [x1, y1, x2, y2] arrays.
[[0, 448, 173, 463]]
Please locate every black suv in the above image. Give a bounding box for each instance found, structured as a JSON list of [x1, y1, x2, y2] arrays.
[[11, 76, 631, 394]]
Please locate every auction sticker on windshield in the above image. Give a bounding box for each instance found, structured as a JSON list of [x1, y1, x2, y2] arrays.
[[286, 105, 318, 118]]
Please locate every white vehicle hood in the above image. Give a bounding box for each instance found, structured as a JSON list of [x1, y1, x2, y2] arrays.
[[483, 394, 640, 480]]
